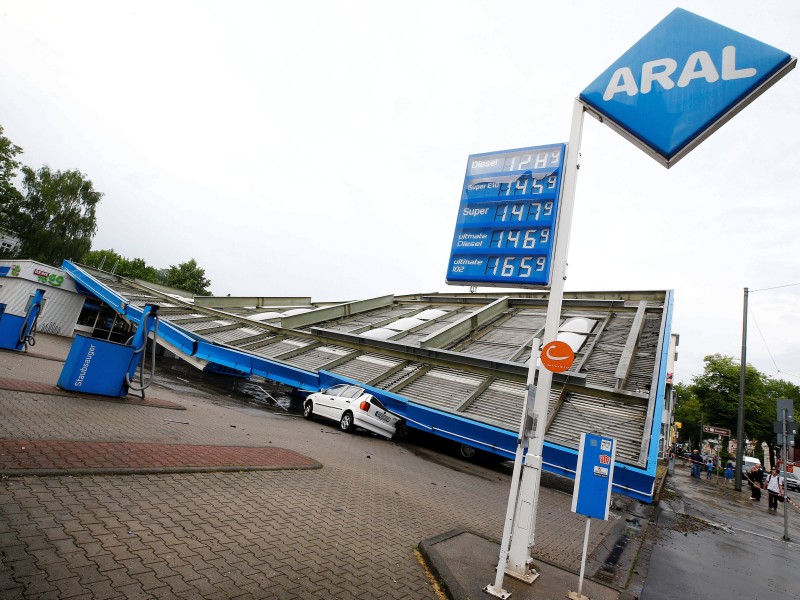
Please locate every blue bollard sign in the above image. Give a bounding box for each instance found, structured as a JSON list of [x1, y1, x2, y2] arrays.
[[572, 433, 617, 520]]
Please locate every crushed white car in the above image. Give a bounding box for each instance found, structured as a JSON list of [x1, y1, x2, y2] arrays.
[[303, 384, 401, 439]]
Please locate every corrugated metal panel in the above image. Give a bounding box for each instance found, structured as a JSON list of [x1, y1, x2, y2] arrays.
[[249, 338, 312, 358], [581, 313, 633, 388], [206, 327, 264, 344], [401, 368, 486, 412], [455, 307, 543, 358], [389, 331, 426, 346], [624, 315, 661, 393], [282, 345, 352, 371], [460, 341, 518, 361], [162, 313, 206, 321], [461, 379, 525, 430], [481, 327, 532, 345], [502, 310, 547, 330], [0, 278, 85, 337], [330, 353, 403, 382], [547, 392, 646, 463], [373, 362, 424, 389], [177, 320, 231, 332], [463, 380, 564, 434], [238, 335, 281, 349], [303, 306, 421, 333]]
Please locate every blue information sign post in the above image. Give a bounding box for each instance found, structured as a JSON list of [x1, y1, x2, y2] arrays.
[[446, 144, 566, 288], [569, 433, 617, 600], [572, 433, 617, 520]]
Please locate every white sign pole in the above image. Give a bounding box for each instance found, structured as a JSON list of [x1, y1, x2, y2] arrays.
[[486, 341, 541, 599], [485, 99, 585, 597], [571, 517, 592, 600]]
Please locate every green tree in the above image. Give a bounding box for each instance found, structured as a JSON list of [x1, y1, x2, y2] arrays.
[[674, 382, 702, 446], [0, 124, 22, 203], [125, 257, 163, 283], [685, 354, 800, 465], [83, 249, 163, 284], [690, 354, 767, 438], [3, 165, 102, 265], [83, 248, 123, 271], [164, 258, 211, 296], [0, 125, 24, 253]]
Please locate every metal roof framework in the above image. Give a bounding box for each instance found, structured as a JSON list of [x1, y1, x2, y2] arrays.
[[62, 260, 673, 502]]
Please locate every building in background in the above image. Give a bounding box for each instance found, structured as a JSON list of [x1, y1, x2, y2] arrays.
[[0, 228, 20, 256], [0, 260, 86, 337]]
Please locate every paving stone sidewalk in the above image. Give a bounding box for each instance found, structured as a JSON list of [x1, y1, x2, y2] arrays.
[[0, 335, 629, 599], [0, 439, 321, 476]]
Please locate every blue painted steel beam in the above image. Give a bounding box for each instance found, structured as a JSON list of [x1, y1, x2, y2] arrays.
[[317, 370, 657, 502]]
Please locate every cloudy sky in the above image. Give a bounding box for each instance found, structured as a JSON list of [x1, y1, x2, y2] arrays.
[[1, 1, 798, 386]]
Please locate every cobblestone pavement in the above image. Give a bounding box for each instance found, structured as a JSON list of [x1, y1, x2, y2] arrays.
[[0, 335, 621, 599], [0, 439, 320, 475]]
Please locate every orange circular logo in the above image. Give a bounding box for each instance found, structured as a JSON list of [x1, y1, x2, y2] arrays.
[[540, 340, 575, 373]]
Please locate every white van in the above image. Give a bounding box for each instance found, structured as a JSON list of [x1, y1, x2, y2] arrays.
[[740, 456, 761, 474]]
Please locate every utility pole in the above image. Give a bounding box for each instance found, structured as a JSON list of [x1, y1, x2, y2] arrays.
[[782, 410, 790, 541], [776, 399, 794, 542], [735, 287, 748, 492]]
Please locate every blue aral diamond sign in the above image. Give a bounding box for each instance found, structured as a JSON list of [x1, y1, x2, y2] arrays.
[[580, 8, 795, 168]]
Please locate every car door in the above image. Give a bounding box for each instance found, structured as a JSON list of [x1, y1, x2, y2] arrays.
[[315, 384, 348, 419], [329, 386, 364, 420]]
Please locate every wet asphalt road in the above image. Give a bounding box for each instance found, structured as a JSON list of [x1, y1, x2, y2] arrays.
[[639, 461, 800, 599]]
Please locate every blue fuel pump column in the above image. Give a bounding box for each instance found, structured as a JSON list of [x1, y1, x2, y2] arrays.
[[57, 304, 161, 398], [0, 288, 45, 352], [125, 304, 160, 397]]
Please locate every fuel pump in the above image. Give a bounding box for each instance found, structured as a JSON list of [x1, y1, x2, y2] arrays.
[[125, 304, 160, 397], [0, 288, 45, 352], [57, 303, 161, 398]]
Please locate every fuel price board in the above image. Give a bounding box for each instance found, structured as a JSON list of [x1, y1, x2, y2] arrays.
[[446, 143, 566, 288]]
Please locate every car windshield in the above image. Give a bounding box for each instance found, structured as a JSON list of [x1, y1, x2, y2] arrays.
[[371, 398, 387, 410]]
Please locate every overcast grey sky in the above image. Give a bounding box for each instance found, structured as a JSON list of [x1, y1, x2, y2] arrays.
[[1, 1, 798, 386]]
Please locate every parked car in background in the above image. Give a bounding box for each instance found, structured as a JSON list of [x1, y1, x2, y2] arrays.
[[303, 384, 402, 439], [772, 469, 800, 492], [759, 468, 800, 491]]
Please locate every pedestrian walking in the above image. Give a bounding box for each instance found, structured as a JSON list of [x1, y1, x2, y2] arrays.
[[745, 464, 762, 501], [765, 468, 785, 512], [724, 462, 735, 485], [690, 449, 704, 479], [706, 458, 714, 480]]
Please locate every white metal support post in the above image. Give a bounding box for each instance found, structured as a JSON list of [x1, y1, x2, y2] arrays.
[[485, 99, 585, 597]]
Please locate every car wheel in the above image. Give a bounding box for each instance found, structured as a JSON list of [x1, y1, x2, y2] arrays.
[[460, 444, 477, 460], [340, 411, 354, 432], [393, 420, 408, 439], [303, 401, 314, 420]]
